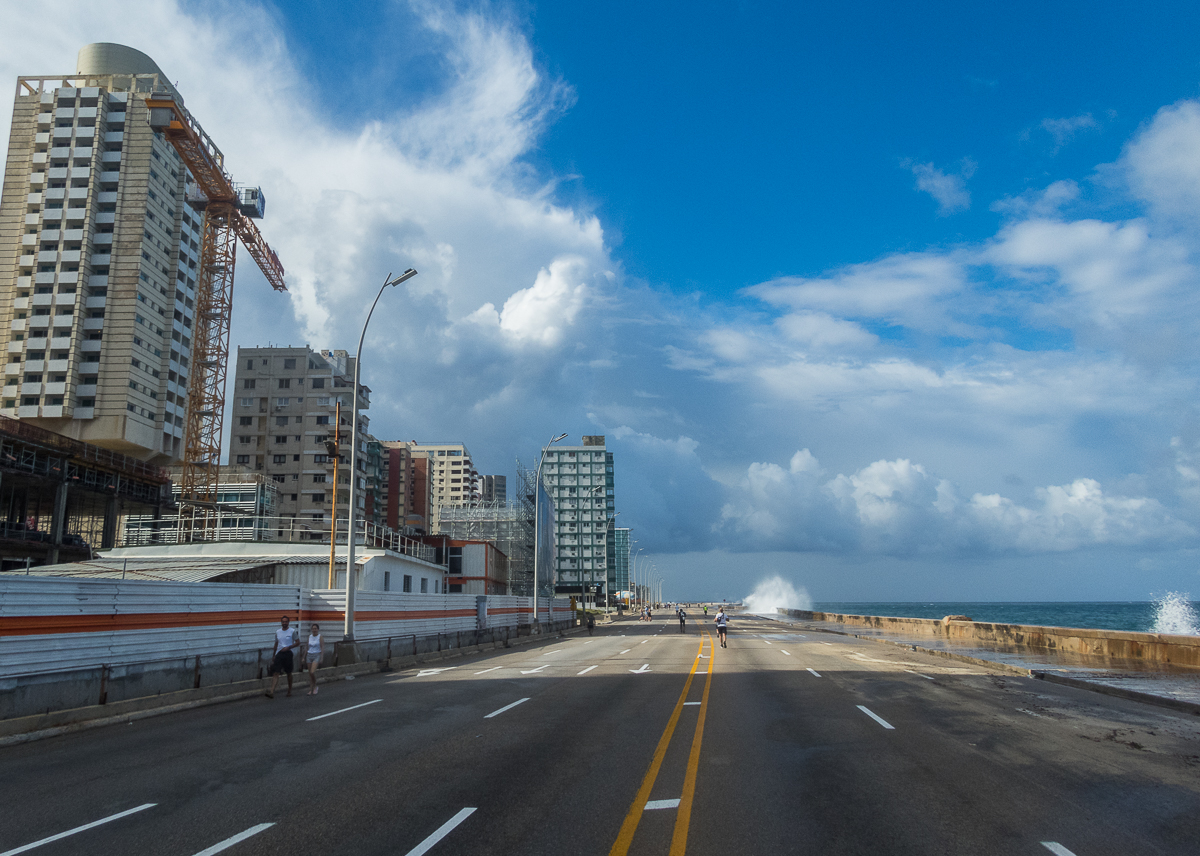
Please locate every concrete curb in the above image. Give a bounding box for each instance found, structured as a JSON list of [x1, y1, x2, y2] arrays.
[[0, 626, 583, 747], [1031, 671, 1200, 717], [775, 617, 1200, 716]]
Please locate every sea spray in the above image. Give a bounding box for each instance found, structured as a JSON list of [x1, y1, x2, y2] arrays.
[[744, 576, 813, 615], [1151, 592, 1200, 636]]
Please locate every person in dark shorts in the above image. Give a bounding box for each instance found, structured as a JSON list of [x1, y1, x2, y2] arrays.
[[586, 613, 595, 635], [267, 615, 299, 698], [678, 607, 687, 633], [714, 607, 728, 647]]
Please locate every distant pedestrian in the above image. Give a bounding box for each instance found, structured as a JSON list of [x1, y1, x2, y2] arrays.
[[586, 613, 595, 635], [304, 623, 322, 696], [714, 607, 728, 647], [703, 605, 708, 617], [267, 615, 299, 698], [678, 608, 686, 633]]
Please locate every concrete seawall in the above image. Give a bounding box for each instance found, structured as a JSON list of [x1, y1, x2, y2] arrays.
[[778, 609, 1200, 669]]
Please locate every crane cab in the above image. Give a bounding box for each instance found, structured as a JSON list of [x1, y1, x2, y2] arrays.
[[236, 186, 266, 219]]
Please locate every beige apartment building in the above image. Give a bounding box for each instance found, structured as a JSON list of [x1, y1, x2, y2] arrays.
[[230, 346, 369, 533], [0, 44, 199, 463], [409, 442, 479, 533]]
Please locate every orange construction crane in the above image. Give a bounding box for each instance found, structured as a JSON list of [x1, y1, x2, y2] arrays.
[[146, 95, 287, 538]]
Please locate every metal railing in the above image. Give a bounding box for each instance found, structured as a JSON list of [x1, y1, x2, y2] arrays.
[[120, 513, 440, 564]]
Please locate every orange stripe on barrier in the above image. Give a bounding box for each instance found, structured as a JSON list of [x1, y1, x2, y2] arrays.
[[2, 607, 486, 637]]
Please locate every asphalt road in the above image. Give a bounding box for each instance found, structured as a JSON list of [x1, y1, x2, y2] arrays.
[[2, 613, 1199, 855]]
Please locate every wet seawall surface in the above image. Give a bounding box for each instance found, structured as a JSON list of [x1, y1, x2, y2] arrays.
[[776, 608, 1200, 710]]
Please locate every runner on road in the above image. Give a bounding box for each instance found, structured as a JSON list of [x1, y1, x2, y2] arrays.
[[678, 607, 687, 633], [714, 607, 728, 648], [267, 615, 299, 698]]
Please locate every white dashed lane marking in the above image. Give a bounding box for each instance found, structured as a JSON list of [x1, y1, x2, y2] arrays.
[[403, 808, 477, 856], [0, 803, 156, 856], [807, 668, 821, 677], [857, 705, 895, 730], [485, 698, 529, 719], [190, 823, 275, 856]]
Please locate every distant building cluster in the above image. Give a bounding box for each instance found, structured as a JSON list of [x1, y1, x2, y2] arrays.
[[0, 44, 629, 601]]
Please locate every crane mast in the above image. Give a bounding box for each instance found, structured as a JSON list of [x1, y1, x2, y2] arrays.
[[146, 96, 287, 539]]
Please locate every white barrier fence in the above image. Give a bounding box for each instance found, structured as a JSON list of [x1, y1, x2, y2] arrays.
[[0, 576, 572, 679]]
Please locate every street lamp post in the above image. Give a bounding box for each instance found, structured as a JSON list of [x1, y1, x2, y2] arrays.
[[601, 510, 620, 615], [532, 433, 567, 632], [343, 269, 417, 643], [631, 545, 642, 611]]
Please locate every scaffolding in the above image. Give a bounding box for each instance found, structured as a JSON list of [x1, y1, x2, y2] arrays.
[[438, 473, 536, 597]]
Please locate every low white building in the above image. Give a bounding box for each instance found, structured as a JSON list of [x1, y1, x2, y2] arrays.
[[27, 541, 448, 593]]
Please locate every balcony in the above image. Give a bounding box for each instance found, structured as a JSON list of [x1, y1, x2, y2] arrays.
[[28, 316, 50, 328], [81, 340, 102, 352], [44, 382, 66, 395], [50, 337, 72, 350], [9, 320, 26, 333], [21, 383, 42, 395], [13, 298, 28, 310], [77, 384, 97, 397], [101, 151, 121, 164], [24, 360, 44, 372], [83, 318, 103, 331], [48, 360, 68, 372], [74, 407, 94, 419]]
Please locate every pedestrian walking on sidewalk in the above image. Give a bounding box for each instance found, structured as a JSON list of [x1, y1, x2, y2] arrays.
[[304, 623, 322, 696], [267, 615, 299, 698]]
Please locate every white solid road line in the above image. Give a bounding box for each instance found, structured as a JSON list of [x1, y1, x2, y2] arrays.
[[307, 699, 382, 722], [403, 808, 477, 856], [645, 799, 682, 810], [578, 665, 598, 675], [905, 670, 935, 680], [0, 803, 157, 856], [806, 668, 821, 677], [190, 823, 275, 856], [475, 666, 502, 675], [857, 705, 895, 730], [1041, 844, 1078, 856], [485, 698, 530, 719]]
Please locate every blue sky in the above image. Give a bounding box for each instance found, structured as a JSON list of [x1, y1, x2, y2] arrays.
[[5, 1, 1200, 601]]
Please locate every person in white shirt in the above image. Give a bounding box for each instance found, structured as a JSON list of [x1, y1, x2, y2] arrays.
[[304, 623, 323, 696], [267, 615, 299, 698]]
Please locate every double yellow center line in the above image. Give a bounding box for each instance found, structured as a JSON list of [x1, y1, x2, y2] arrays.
[[609, 631, 715, 856]]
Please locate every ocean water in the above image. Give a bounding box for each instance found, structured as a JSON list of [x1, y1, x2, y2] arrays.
[[810, 599, 1200, 635]]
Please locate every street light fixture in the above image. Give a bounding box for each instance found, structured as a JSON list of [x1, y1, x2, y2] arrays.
[[532, 433, 568, 631], [344, 268, 417, 643]]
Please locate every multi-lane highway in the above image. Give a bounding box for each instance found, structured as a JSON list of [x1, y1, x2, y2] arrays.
[[1, 614, 1198, 855]]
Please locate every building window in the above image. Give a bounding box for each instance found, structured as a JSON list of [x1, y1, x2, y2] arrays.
[[240, 397, 254, 406], [311, 378, 324, 389], [313, 473, 326, 483], [242, 379, 255, 389], [235, 455, 250, 464], [384, 572, 391, 592], [312, 493, 325, 503], [273, 454, 286, 464], [283, 358, 296, 369], [238, 416, 253, 426], [277, 378, 290, 389], [246, 359, 253, 369], [276, 398, 289, 406], [275, 435, 287, 444], [315, 415, 329, 425], [403, 574, 412, 593], [420, 577, 428, 594]]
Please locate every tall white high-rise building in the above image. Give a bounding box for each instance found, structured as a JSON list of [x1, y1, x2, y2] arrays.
[[409, 442, 478, 532], [539, 435, 616, 599], [0, 44, 199, 463]]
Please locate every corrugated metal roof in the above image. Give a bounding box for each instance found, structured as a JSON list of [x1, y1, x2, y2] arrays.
[[22, 556, 315, 583]]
